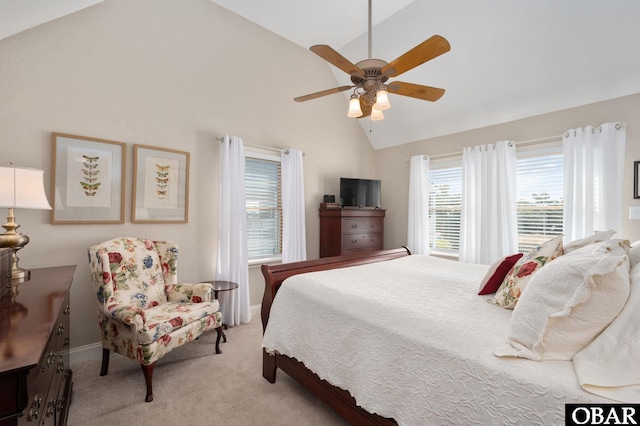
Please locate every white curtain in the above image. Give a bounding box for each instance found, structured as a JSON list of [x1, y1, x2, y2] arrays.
[[407, 155, 430, 254], [563, 123, 626, 243], [216, 135, 251, 326], [460, 141, 518, 264], [281, 149, 307, 263]]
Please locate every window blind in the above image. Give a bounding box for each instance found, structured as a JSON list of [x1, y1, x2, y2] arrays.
[[429, 165, 462, 253], [245, 156, 282, 259]]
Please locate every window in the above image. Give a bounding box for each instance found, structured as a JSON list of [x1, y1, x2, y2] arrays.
[[515, 148, 563, 253], [429, 162, 462, 254], [427, 144, 564, 256], [245, 153, 282, 261]]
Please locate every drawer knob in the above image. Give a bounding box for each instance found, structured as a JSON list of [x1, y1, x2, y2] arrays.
[[351, 239, 358, 244], [351, 224, 357, 229], [46, 400, 56, 417]]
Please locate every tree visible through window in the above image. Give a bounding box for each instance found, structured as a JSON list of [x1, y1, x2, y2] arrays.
[[516, 151, 563, 252], [245, 154, 282, 260]]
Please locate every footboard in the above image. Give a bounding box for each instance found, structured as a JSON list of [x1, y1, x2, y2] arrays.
[[260, 246, 411, 332], [260, 247, 410, 425]]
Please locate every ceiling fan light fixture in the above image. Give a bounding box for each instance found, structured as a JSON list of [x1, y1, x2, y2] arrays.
[[370, 106, 384, 121], [347, 94, 363, 118], [374, 89, 391, 111], [295, 1, 450, 120]]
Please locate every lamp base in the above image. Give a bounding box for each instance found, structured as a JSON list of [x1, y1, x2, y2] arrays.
[[11, 265, 30, 281], [0, 208, 31, 282]]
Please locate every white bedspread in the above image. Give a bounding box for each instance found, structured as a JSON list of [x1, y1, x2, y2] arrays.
[[262, 255, 607, 425]]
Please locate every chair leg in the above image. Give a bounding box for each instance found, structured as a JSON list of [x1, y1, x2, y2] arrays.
[[215, 326, 223, 354], [141, 363, 155, 402], [100, 348, 110, 376]]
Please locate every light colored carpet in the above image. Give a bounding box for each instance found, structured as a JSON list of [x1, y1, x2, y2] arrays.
[[68, 319, 348, 426]]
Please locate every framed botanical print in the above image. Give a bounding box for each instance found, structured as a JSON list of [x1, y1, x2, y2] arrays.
[[51, 133, 125, 224], [132, 144, 189, 223]]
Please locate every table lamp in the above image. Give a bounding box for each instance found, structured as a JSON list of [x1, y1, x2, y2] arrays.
[[0, 163, 52, 280]]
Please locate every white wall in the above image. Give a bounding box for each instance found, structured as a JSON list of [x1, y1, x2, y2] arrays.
[[0, 0, 375, 349], [377, 93, 640, 250]]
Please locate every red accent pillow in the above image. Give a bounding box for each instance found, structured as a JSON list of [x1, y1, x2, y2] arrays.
[[478, 253, 524, 295]]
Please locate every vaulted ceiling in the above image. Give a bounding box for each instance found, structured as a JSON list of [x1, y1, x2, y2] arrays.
[[2, 0, 640, 149]]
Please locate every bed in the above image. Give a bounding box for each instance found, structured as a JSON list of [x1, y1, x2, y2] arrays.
[[261, 240, 640, 425]]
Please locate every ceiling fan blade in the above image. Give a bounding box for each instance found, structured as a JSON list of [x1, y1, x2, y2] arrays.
[[387, 81, 445, 102], [381, 35, 450, 78], [357, 96, 372, 118], [310, 45, 365, 78], [294, 85, 353, 102]]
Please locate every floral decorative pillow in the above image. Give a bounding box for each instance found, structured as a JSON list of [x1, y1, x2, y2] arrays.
[[491, 235, 563, 309]]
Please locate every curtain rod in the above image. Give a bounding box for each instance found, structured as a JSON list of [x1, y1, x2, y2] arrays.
[[216, 136, 304, 156], [409, 134, 561, 162], [407, 121, 629, 162]]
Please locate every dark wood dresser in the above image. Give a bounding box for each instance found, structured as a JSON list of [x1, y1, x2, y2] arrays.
[[0, 262, 75, 426], [319, 207, 386, 257]]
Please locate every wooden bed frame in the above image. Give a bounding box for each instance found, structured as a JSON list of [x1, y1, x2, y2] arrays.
[[261, 247, 411, 425]]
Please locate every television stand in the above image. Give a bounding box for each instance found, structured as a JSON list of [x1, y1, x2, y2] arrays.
[[319, 205, 385, 257]]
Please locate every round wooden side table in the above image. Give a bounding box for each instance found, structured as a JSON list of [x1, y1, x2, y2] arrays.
[[202, 280, 239, 342]]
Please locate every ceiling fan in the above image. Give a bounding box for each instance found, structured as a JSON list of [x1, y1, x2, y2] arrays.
[[294, 0, 450, 121]]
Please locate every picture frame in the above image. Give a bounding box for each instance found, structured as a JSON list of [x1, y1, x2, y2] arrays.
[[51, 133, 125, 224], [132, 144, 189, 223], [635, 161, 640, 199]]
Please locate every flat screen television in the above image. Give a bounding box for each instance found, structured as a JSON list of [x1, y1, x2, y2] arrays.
[[340, 177, 381, 208]]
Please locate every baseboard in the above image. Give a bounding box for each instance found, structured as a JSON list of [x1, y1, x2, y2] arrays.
[[70, 342, 103, 367], [250, 303, 261, 317], [70, 304, 264, 367]]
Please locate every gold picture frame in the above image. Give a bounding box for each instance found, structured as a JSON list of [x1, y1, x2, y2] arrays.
[[132, 144, 189, 223], [51, 133, 125, 224]]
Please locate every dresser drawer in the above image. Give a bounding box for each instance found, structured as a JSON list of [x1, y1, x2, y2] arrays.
[[342, 233, 383, 251], [342, 218, 383, 235], [23, 334, 58, 424]]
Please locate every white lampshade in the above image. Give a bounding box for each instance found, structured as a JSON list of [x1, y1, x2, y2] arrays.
[[374, 89, 391, 111], [0, 166, 52, 210], [370, 106, 384, 121], [347, 95, 363, 118]]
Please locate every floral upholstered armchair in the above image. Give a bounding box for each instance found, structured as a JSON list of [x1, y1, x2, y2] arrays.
[[87, 237, 223, 402]]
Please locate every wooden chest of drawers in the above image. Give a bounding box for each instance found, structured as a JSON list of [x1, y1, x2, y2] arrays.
[[0, 265, 75, 426], [319, 207, 385, 257]]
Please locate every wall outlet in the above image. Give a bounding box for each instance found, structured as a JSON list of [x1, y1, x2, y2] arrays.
[[630, 206, 640, 220]]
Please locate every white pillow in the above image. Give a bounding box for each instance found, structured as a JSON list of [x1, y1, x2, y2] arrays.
[[563, 229, 617, 254], [573, 263, 640, 403], [495, 240, 631, 361]]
